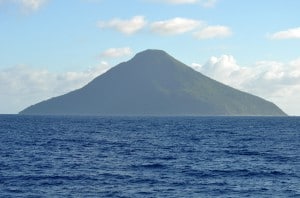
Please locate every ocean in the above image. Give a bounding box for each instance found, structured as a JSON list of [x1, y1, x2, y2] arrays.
[[0, 115, 299, 197]]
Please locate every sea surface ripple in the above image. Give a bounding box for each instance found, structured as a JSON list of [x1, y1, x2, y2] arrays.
[[0, 115, 299, 197]]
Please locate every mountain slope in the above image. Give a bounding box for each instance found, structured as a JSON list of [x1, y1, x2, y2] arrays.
[[20, 49, 286, 116]]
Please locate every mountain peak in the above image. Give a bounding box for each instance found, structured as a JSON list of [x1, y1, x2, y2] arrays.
[[131, 49, 172, 62], [129, 49, 180, 70], [135, 49, 168, 57]]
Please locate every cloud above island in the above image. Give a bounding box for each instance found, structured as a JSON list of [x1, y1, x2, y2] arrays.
[[191, 56, 300, 115], [150, 17, 202, 35], [98, 16, 231, 39], [98, 16, 147, 35]]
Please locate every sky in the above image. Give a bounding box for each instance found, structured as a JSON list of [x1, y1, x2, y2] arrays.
[[1, 0, 300, 115]]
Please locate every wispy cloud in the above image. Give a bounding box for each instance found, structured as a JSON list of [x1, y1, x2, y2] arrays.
[[21, 0, 47, 11], [100, 47, 132, 58], [150, 17, 202, 35], [194, 25, 232, 39], [0, 0, 48, 12], [269, 27, 300, 40], [0, 62, 110, 114], [98, 16, 147, 35], [191, 56, 300, 115]]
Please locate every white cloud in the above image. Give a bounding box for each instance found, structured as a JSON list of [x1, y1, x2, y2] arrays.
[[0, 62, 110, 114], [100, 47, 132, 58], [269, 27, 300, 40], [150, 17, 202, 35], [98, 16, 146, 35], [191, 63, 202, 71], [191, 56, 300, 115], [97, 16, 231, 39], [194, 25, 232, 39]]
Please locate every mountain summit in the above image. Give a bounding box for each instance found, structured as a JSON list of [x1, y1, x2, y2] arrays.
[[20, 49, 286, 116]]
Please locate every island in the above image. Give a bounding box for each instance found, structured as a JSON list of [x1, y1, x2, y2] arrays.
[[20, 49, 286, 116]]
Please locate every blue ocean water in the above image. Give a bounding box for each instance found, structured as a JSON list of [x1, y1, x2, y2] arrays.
[[0, 115, 299, 197]]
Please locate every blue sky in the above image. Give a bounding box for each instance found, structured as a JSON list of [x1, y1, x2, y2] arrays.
[[1, 0, 300, 115]]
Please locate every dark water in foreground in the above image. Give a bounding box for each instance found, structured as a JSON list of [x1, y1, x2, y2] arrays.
[[0, 115, 299, 197]]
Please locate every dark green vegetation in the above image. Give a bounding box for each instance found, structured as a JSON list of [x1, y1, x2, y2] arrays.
[[20, 49, 286, 116]]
